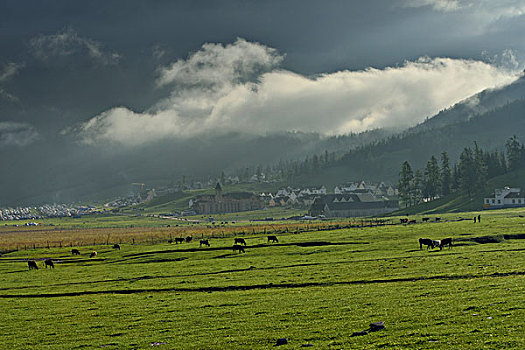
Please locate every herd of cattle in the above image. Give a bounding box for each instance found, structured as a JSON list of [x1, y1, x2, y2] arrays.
[[26, 235, 282, 270], [419, 237, 453, 250], [25, 214, 468, 270]]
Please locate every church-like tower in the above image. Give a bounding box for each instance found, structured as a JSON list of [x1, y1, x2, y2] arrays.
[[215, 182, 223, 201]]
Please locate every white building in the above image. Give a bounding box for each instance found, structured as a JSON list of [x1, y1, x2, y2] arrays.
[[484, 187, 525, 208]]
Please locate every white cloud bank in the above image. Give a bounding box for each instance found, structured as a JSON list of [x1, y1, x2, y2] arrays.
[[79, 38, 519, 147]]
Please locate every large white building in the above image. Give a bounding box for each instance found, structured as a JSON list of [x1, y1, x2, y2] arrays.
[[484, 187, 525, 208]]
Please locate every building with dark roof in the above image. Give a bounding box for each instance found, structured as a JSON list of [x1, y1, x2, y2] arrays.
[[190, 183, 264, 214], [309, 194, 398, 218], [484, 187, 525, 209]]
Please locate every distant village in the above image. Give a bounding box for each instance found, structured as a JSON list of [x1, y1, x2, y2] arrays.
[[188, 181, 400, 218], [2, 182, 523, 222], [0, 204, 99, 222]]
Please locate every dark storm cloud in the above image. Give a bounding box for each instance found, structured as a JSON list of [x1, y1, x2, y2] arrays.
[[0, 0, 524, 205], [0, 1, 523, 142]]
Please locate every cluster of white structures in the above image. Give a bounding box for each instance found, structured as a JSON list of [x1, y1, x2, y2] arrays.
[[0, 204, 96, 221]]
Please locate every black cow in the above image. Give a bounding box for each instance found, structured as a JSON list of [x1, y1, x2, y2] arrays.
[[44, 259, 54, 269], [200, 239, 210, 247], [419, 238, 435, 250], [234, 238, 247, 246], [174, 237, 185, 244], [90, 251, 97, 258], [112, 244, 121, 250], [71, 249, 81, 256], [28, 260, 38, 270], [185, 236, 193, 243], [422, 217, 430, 222], [435, 217, 441, 222], [233, 244, 245, 253], [267, 235, 279, 243], [439, 237, 453, 250], [400, 218, 409, 224]]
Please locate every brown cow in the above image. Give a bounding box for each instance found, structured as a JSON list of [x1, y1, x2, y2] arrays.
[[439, 238, 453, 250], [44, 259, 54, 269], [90, 251, 97, 258], [267, 235, 279, 243], [234, 238, 247, 246], [233, 244, 245, 253], [28, 260, 38, 270]]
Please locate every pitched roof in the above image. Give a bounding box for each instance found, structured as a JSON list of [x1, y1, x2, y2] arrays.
[[504, 192, 523, 198], [326, 201, 399, 210]]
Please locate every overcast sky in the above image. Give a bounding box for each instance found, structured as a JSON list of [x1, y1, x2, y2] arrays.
[[1, 0, 525, 148]]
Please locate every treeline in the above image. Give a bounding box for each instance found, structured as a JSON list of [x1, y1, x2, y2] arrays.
[[231, 150, 338, 183], [397, 136, 525, 207]]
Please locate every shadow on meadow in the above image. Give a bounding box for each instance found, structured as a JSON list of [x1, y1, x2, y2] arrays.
[[1, 270, 524, 299]]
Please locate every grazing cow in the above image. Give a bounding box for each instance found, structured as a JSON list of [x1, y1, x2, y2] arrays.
[[267, 235, 279, 243], [185, 236, 193, 243], [233, 244, 245, 253], [90, 251, 97, 258], [408, 220, 417, 224], [439, 238, 453, 250], [234, 238, 247, 246], [112, 244, 121, 250], [174, 237, 185, 244], [71, 249, 81, 256], [44, 259, 54, 269], [422, 217, 430, 222], [419, 238, 435, 250], [28, 260, 38, 270], [435, 217, 441, 222], [432, 240, 441, 249], [200, 239, 210, 247]]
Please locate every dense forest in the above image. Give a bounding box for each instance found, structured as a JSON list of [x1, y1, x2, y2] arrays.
[[396, 135, 525, 207], [239, 97, 525, 188]]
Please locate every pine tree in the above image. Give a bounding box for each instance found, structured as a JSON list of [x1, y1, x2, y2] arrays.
[[423, 155, 440, 200], [459, 147, 476, 197], [398, 161, 414, 208], [451, 164, 460, 192], [440, 152, 451, 196], [506, 135, 523, 171], [312, 154, 320, 170], [473, 142, 488, 190], [412, 169, 424, 205]]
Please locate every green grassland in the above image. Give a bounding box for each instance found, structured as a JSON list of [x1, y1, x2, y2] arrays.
[[1, 209, 524, 349]]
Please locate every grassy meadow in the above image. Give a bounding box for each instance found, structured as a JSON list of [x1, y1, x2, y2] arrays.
[[0, 209, 524, 349]]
